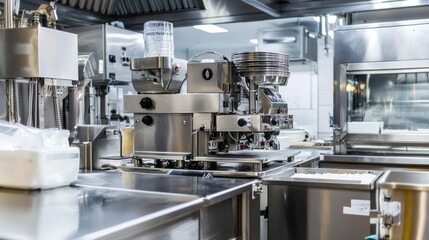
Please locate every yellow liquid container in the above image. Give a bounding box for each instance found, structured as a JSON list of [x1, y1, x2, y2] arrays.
[[121, 127, 134, 157]]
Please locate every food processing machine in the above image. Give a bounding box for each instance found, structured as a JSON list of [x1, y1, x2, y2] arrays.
[[0, 1, 78, 128], [124, 51, 297, 177], [65, 25, 143, 170]]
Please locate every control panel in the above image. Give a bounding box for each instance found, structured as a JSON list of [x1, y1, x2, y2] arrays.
[[66, 24, 144, 85]]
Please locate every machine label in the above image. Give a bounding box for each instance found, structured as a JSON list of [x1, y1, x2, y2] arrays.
[[343, 199, 370, 216]]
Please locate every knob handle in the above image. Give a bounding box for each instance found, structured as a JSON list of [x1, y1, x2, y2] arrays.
[[237, 118, 247, 127], [140, 97, 153, 109], [142, 116, 154, 126]]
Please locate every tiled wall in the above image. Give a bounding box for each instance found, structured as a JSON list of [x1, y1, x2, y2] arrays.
[[278, 38, 334, 140], [317, 39, 334, 140]]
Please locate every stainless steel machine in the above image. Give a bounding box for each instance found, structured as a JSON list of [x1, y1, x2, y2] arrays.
[[320, 20, 429, 170], [65, 25, 144, 170], [124, 51, 296, 177], [66, 24, 144, 125], [0, 1, 78, 128], [263, 168, 383, 240]]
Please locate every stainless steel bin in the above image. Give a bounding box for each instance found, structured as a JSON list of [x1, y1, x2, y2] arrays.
[[263, 168, 383, 240], [377, 170, 429, 240]]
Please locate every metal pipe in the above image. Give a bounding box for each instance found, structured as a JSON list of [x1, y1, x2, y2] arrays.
[[5, 81, 12, 121], [52, 86, 62, 129], [249, 81, 257, 114], [5, 0, 14, 29], [12, 81, 19, 123], [5, 0, 19, 123], [324, 14, 330, 55]]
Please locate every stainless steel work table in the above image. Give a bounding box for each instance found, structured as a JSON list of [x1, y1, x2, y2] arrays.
[[75, 171, 257, 205], [0, 171, 258, 240]]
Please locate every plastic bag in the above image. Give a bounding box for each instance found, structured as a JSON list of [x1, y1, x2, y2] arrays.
[[0, 120, 70, 150]]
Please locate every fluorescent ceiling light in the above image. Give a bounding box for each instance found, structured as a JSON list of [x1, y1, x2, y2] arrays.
[[250, 39, 258, 45], [193, 24, 228, 33]]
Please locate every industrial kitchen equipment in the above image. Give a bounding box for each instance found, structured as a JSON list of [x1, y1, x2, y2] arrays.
[[65, 24, 144, 125], [0, 1, 78, 129], [263, 168, 383, 240], [65, 25, 144, 170], [321, 20, 429, 170], [123, 50, 296, 177], [375, 170, 429, 240]]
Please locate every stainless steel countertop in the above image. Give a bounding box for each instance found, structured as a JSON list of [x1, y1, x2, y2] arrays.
[[0, 171, 257, 240], [75, 171, 256, 205], [0, 185, 202, 240]]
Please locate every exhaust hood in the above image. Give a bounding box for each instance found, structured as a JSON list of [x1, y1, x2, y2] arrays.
[[258, 26, 317, 62]]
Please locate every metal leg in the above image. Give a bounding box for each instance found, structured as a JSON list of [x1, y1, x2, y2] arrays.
[[36, 79, 45, 128], [241, 191, 250, 240]]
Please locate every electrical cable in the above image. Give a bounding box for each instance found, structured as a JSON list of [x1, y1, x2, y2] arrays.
[[228, 132, 241, 142]]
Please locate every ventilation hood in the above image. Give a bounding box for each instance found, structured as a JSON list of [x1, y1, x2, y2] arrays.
[[10, 0, 429, 29]]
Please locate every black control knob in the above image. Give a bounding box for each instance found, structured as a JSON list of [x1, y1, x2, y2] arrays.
[[142, 116, 154, 126], [237, 118, 247, 127], [140, 97, 153, 109]]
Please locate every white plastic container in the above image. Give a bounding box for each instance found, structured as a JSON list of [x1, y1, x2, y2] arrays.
[[0, 147, 79, 189], [143, 20, 174, 58]]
